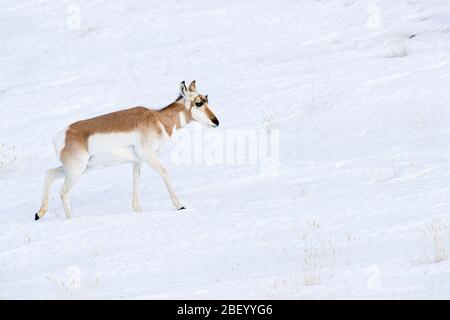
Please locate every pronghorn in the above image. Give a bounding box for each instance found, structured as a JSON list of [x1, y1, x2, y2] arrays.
[[35, 81, 219, 220]]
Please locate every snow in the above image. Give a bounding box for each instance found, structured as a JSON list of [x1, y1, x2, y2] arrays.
[[1, 0, 450, 299]]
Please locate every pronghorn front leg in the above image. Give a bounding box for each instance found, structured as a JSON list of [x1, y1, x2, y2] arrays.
[[144, 152, 185, 210], [132, 162, 143, 212]]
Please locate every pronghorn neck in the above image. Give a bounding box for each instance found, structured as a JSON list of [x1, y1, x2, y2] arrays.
[[157, 98, 193, 137]]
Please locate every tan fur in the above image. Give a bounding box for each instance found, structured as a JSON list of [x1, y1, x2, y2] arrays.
[[60, 100, 193, 163], [204, 106, 216, 122], [157, 99, 193, 136]]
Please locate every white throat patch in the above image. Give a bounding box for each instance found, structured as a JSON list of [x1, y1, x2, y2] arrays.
[[183, 98, 191, 110], [179, 111, 187, 128]]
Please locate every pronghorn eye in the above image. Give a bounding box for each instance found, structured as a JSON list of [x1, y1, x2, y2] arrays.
[[195, 101, 203, 107]]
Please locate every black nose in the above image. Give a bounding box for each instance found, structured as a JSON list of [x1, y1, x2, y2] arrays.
[[212, 118, 219, 127]]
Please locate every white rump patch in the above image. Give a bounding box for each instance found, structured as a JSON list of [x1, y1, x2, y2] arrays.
[[52, 126, 69, 160]]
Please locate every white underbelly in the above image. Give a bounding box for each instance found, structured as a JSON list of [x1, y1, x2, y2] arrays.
[[87, 132, 142, 166]]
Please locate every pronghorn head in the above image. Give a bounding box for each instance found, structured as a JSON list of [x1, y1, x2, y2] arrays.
[[180, 80, 219, 128]]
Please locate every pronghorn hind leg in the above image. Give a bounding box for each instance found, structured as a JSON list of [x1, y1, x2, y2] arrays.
[[132, 162, 143, 212], [60, 152, 89, 219], [144, 152, 185, 210], [60, 170, 84, 220], [35, 166, 66, 221]]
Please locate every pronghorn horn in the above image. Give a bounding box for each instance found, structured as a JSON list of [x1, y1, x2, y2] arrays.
[[188, 80, 197, 92]]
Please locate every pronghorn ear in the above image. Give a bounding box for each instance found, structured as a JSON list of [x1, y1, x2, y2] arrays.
[[180, 81, 188, 98], [188, 80, 197, 93]]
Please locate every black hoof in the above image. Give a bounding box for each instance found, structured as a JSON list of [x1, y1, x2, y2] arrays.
[[35, 213, 40, 221], [178, 206, 186, 210]]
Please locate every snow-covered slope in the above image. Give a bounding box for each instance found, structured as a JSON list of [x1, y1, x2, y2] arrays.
[[1, 0, 450, 299]]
